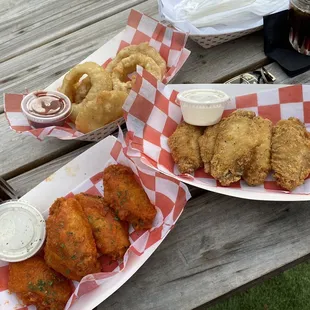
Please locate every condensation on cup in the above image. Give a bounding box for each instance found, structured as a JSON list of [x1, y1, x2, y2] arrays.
[[289, 0, 310, 56]]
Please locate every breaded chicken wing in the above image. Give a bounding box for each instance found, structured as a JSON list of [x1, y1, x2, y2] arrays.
[[271, 117, 310, 191], [45, 198, 100, 281], [243, 116, 272, 185], [103, 164, 156, 230], [75, 193, 130, 260], [198, 123, 220, 174], [211, 110, 260, 186], [168, 121, 204, 174], [8, 256, 72, 310]]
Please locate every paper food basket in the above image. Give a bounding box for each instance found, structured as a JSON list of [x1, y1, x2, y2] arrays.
[[122, 67, 310, 201], [4, 10, 191, 142], [0, 132, 191, 310], [159, 19, 261, 49], [189, 26, 262, 49]]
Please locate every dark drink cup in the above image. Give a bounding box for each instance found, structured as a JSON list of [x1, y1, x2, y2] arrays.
[[289, 0, 310, 56]]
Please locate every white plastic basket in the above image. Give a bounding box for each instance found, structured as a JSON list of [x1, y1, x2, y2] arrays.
[[160, 18, 262, 50], [189, 26, 262, 49]]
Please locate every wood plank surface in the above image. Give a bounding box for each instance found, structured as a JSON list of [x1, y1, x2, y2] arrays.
[[0, 0, 147, 63], [8, 144, 92, 197], [0, 113, 87, 179], [174, 30, 268, 85]]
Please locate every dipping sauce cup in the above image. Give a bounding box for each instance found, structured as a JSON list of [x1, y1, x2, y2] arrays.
[[177, 89, 230, 126], [21, 90, 71, 128], [0, 200, 46, 262]]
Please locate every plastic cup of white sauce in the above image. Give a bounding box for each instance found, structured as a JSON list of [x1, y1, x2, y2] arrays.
[[177, 89, 230, 126], [0, 200, 46, 262]]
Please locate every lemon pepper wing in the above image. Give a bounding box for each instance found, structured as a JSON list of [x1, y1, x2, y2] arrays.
[[210, 110, 260, 186], [168, 121, 204, 174], [271, 117, 310, 191], [243, 116, 272, 186]]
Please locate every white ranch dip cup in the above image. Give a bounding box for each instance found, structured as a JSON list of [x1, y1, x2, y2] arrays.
[[177, 89, 230, 126], [0, 200, 46, 262]]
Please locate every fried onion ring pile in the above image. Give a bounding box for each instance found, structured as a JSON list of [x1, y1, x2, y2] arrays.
[[58, 43, 167, 133]]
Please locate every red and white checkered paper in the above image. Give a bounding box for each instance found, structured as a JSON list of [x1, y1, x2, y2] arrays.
[[122, 67, 310, 196], [4, 9, 190, 141], [0, 130, 190, 310]]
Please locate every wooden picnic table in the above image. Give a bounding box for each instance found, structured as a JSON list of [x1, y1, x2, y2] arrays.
[[1, 1, 310, 309]]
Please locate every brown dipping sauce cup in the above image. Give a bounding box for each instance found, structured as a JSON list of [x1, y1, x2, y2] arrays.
[[21, 90, 71, 128]]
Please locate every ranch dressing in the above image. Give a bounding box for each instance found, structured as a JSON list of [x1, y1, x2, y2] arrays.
[[0, 200, 46, 262], [177, 89, 230, 126]]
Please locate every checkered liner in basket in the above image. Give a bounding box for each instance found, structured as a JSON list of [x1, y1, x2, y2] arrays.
[[0, 130, 190, 310], [122, 67, 310, 195], [4, 9, 190, 142]]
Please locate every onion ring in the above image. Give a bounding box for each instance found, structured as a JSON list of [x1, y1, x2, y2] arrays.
[[75, 90, 128, 133], [112, 53, 162, 92], [59, 62, 112, 121], [106, 42, 166, 76]]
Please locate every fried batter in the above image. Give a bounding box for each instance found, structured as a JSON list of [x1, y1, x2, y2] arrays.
[[44, 198, 101, 281], [8, 256, 72, 310], [75, 90, 128, 133], [198, 123, 220, 174], [210, 110, 260, 186], [75, 193, 130, 260], [103, 164, 157, 230], [271, 117, 310, 191], [74, 76, 91, 104], [168, 121, 204, 174], [243, 116, 272, 186]]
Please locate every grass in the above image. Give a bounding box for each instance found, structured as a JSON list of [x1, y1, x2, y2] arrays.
[[205, 261, 310, 310]]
